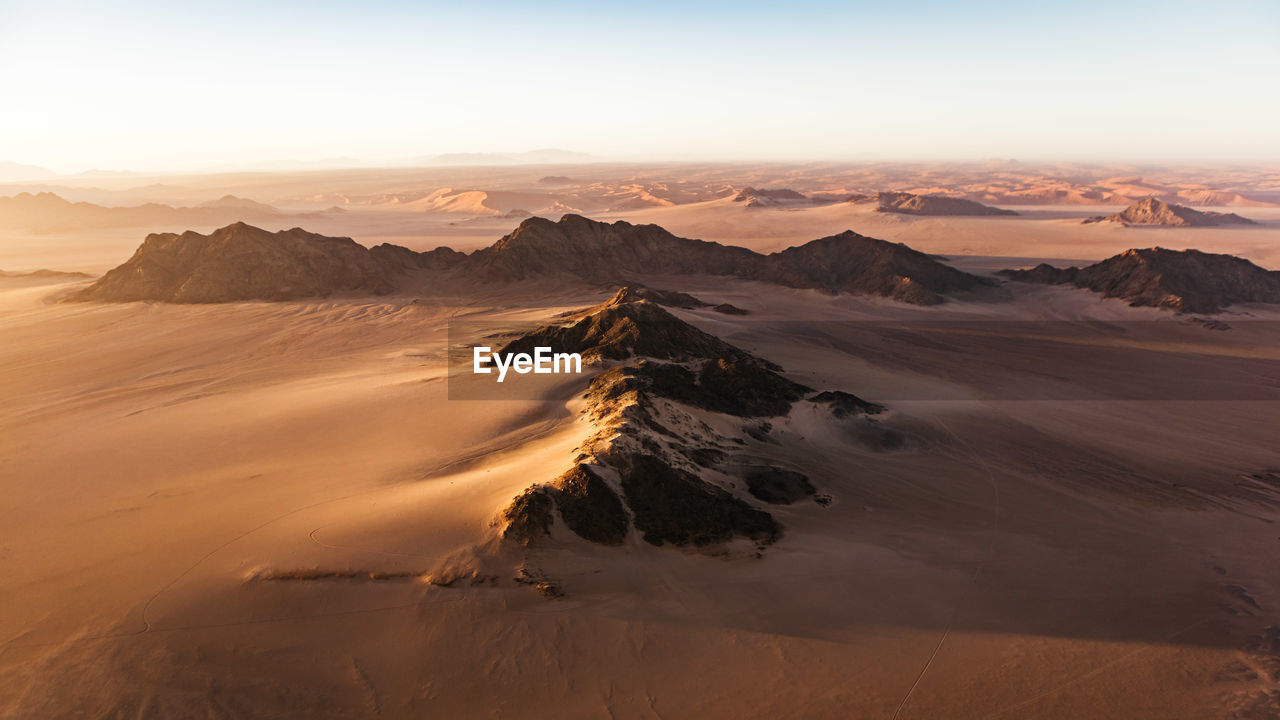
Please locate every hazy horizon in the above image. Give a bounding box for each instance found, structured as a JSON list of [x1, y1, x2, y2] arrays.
[[3, 0, 1278, 173]]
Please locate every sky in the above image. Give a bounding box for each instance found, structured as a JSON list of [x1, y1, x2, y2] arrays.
[[1, 0, 1278, 172]]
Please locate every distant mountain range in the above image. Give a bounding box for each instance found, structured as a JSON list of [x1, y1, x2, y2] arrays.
[[1083, 198, 1255, 227], [0, 162, 57, 183], [69, 215, 989, 305], [999, 247, 1280, 313], [0, 192, 285, 233], [65, 213, 1280, 313]]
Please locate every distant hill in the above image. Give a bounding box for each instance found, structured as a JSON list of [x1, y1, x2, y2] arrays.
[[70, 222, 463, 303], [0, 192, 281, 233], [864, 191, 1018, 216], [0, 161, 57, 183], [0, 269, 92, 280], [1084, 198, 1255, 227], [197, 195, 278, 213], [999, 247, 1280, 313], [732, 187, 809, 207]]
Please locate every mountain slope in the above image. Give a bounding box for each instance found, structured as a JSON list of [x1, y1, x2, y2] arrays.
[[0, 192, 282, 233]]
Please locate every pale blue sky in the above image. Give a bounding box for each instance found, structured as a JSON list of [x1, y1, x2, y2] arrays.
[[2, 0, 1277, 171]]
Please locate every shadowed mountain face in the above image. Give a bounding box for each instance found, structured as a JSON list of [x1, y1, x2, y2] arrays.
[[999, 247, 1280, 313], [500, 289, 886, 550], [70, 222, 463, 303], [1084, 198, 1256, 227], [464, 215, 989, 304], [867, 191, 1019, 216]]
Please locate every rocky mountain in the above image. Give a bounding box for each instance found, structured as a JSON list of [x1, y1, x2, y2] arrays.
[[864, 191, 1018, 216], [69, 222, 463, 303], [462, 215, 989, 304], [756, 230, 991, 304], [500, 291, 888, 551], [1083, 198, 1255, 227], [732, 187, 810, 207], [999, 247, 1280, 313]]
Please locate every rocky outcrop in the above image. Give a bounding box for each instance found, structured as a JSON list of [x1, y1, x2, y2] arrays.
[[69, 222, 464, 303], [999, 247, 1280, 313], [755, 230, 992, 304], [1083, 198, 1255, 227], [864, 192, 1018, 216], [498, 290, 885, 551], [732, 187, 809, 207]]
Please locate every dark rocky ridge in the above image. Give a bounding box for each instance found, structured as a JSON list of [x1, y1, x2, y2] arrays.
[[999, 247, 1280, 313], [864, 191, 1018, 217], [1084, 198, 1255, 227], [499, 289, 883, 552]]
